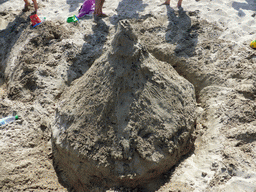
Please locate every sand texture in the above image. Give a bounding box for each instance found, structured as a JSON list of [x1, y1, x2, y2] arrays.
[[52, 20, 196, 191], [0, 0, 256, 191]]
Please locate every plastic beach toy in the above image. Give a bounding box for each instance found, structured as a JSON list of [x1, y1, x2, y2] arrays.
[[78, 0, 95, 18], [67, 15, 79, 23], [0, 115, 19, 126], [30, 14, 42, 27], [250, 40, 256, 49]]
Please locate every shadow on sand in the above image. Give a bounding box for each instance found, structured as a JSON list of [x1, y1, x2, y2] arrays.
[[0, 11, 31, 79], [165, 6, 198, 57], [232, 0, 256, 17], [66, 0, 148, 85], [66, 0, 85, 12], [66, 18, 109, 85], [111, 0, 148, 22], [0, 0, 9, 6], [232, 0, 256, 12]]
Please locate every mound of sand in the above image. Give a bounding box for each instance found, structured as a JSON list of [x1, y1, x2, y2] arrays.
[[51, 20, 196, 191], [1, 0, 256, 191]]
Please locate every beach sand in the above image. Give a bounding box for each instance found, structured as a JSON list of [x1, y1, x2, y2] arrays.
[[0, 0, 256, 191]]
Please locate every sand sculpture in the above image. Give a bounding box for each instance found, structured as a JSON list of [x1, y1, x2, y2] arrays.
[[51, 20, 196, 191]]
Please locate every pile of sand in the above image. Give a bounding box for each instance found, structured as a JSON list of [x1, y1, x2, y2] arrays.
[[0, 0, 256, 191]]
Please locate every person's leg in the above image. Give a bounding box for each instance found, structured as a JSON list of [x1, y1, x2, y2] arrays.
[[31, 0, 38, 13], [177, 0, 182, 7], [23, 0, 30, 12], [163, 0, 170, 5], [94, 0, 105, 16]]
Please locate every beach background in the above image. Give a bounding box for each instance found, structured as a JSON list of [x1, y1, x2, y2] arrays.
[[1, 0, 255, 43], [0, 0, 256, 191]]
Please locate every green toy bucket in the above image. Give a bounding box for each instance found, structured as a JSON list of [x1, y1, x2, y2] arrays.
[[67, 15, 78, 23]]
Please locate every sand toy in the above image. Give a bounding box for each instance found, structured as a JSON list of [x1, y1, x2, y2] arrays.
[[67, 15, 79, 23], [78, 0, 95, 18], [30, 14, 42, 27], [0, 115, 19, 126], [30, 14, 46, 27], [250, 40, 256, 49]]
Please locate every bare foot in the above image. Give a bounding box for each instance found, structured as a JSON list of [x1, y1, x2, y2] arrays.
[[31, 10, 37, 15], [93, 12, 108, 17], [158, 2, 169, 6], [22, 4, 30, 12]]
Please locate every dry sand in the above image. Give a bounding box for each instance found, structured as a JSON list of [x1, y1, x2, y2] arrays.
[[0, 0, 256, 191]]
